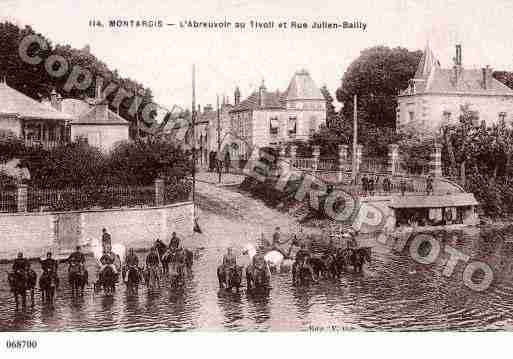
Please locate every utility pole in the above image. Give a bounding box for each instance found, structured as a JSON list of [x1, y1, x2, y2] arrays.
[[217, 94, 222, 184], [352, 94, 358, 183], [192, 65, 196, 203]]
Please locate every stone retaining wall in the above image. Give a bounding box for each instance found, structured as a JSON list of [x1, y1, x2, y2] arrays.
[[0, 202, 193, 260]]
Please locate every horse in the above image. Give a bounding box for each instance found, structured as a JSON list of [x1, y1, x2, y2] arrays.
[[68, 263, 88, 297], [349, 247, 372, 273], [7, 269, 37, 310], [39, 269, 59, 306], [155, 239, 169, 275], [242, 243, 293, 274], [123, 266, 143, 294], [246, 263, 270, 291], [217, 265, 243, 292], [292, 258, 315, 285], [95, 265, 117, 295], [168, 251, 187, 288], [144, 265, 161, 290]]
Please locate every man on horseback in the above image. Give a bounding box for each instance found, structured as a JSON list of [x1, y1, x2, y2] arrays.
[[125, 248, 139, 268], [271, 227, 288, 256], [41, 252, 59, 276], [67, 246, 85, 269], [169, 232, 180, 252], [222, 247, 237, 285], [99, 247, 118, 282], [12, 252, 29, 274], [101, 228, 112, 252]]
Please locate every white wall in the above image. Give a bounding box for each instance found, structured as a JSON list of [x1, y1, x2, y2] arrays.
[[398, 93, 513, 133], [0, 116, 22, 136], [71, 124, 129, 152]]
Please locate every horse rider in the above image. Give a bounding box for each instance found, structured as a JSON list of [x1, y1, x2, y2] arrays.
[[169, 232, 180, 253], [12, 252, 29, 274], [271, 227, 288, 255], [146, 246, 161, 272], [101, 228, 112, 253], [99, 248, 118, 281], [40, 251, 59, 286], [67, 246, 86, 270], [125, 248, 139, 269], [222, 247, 237, 285], [252, 250, 270, 280], [293, 244, 316, 282]]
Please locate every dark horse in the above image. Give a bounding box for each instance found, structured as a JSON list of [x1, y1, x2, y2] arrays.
[[68, 263, 88, 297], [246, 264, 270, 291], [39, 270, 59, 306], [155, 239, 169, 275], [7, 269, 37, 310], [292, 258, 315, 285], [217, 265, 243, 292], [123, 266, 142, 294], [331, 247, 372, 276], [94, 266, 118, 295], [157, 239, 194, 277], [349, 247, 371, 273]]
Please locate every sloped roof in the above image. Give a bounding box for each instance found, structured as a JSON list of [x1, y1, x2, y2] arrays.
[[0, 82, 72, 121], [414, 44, 440, 80], [231, 90, 286, 112], [389, 193, 478, 208], [73, 104, 129, 125], [285, 69, 324, 101], [426, 67, 513, 95]]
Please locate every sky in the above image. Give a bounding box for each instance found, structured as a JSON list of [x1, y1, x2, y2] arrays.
[[2, 0, 513, 112]]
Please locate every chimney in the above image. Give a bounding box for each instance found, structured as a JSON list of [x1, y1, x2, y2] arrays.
[[258, 80, 266, 107], [482, 68, 487, 89], [197, 104, 201, 114], [455, 44, 462, 66], [50, 89, 62, 111], [234, 86, 241, 105], [486, 65, 493, 89]]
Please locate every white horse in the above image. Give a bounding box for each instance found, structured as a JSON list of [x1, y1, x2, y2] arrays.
[[242, 244, 294, 273], [82, 237, 126, 269]]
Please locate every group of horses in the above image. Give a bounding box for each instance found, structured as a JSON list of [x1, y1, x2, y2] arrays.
[[7, 262, 88, 310], [216, 242, 372, 293], [6, 240, 196, 310]]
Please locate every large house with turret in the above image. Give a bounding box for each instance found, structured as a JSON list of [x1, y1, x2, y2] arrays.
[[397, 44, 513, 135], [228, 69, 327, 160]]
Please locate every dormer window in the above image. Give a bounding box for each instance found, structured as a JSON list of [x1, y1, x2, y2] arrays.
[[269, 117, 279, 135], [288, 117, 297, 137]]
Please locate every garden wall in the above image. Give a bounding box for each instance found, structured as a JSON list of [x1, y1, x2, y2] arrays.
[[0, 201, 193, 260]]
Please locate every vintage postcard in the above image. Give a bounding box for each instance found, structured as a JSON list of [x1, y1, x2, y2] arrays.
[[1, 0, 513, 347]]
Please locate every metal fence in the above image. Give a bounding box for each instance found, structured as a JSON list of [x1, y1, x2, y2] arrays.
[[0, 189, 16, 213]]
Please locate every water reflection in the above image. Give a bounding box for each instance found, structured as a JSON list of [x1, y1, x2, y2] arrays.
[[3, 227, 513, 331]]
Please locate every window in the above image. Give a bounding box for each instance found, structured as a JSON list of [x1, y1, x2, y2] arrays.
[[269, 117, 279, 135], [408, 111, 415, 123], [288, 117, 297, 137], [309, 116, 317, 137]]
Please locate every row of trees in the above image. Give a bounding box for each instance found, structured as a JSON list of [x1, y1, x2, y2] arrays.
[[0, 131, 192, 189], [0, 21, 156, 135]]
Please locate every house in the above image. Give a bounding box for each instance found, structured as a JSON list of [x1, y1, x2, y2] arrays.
[[0, 80, 72, 149], [58, 84, 130, 152], [397, 44, 513, 135], [228, 69, 327, 160]]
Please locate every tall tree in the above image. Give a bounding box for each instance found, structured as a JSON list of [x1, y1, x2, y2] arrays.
[[336, 46, 422, 129], [320, 85, 337, 128]]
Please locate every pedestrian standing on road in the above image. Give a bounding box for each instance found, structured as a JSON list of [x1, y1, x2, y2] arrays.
[[400, 179, 406, 196]]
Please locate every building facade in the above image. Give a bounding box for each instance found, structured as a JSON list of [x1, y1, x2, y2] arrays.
[[0, 81, 72, 149], [229, 69, 327, 159], [397, 44, 513, 135]]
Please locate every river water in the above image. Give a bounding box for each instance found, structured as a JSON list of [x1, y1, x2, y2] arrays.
[[2, 182, 513, 331]]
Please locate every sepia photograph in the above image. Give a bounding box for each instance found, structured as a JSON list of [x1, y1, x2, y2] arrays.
[[1, 1, 513, 352]]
